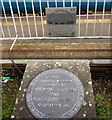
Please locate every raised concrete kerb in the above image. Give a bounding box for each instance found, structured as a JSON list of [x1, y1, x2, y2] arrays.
[[12, 60, 96, 119]]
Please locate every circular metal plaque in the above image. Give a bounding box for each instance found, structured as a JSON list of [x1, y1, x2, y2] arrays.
[[26, 69, 84, 118]]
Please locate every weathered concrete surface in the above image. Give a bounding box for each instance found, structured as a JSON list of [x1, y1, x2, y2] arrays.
[[2, 38, 111, 59], [12, 60, 96, 119]]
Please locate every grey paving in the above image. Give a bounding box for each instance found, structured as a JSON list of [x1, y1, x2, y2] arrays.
[[12, 60, 96, 119]]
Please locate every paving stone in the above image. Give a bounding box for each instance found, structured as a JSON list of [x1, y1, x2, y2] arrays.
[[12, 60, 96, 119]]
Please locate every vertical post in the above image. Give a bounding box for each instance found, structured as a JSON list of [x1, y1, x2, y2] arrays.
[[101, 0, 106, 36], [93, 0, 97, 36], [86, 0, 89, 36], [1, 0, 11, 37], [47, 0, 49, 8], [31, 0, 38, 37], [108, 6, 112, 36], [63, 0, 65, 7], [39, 0, 45, 37], [71, 0, 73, 7], [0, 24, 5, 38], [23, 0, 31, 37], [55, 0, 57, 7], [78, 0, 81, 37], [8, 0, 18, 36], [16, 0, 24, 37]]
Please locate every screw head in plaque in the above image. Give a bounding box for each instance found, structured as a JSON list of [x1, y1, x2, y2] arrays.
[[26, 69, 84, 119]]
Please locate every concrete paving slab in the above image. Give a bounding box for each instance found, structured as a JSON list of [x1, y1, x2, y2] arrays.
[[12, 60, 96, 119]]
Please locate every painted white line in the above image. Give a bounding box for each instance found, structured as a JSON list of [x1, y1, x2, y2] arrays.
[[0, 59, 111, 64], [0, 36, 112, 40]]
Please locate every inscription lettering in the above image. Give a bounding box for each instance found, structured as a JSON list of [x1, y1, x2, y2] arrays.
[[26, 69, 84, 118]]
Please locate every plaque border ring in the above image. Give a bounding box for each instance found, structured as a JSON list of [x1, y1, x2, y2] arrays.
[[26, 69, 84, 119]]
